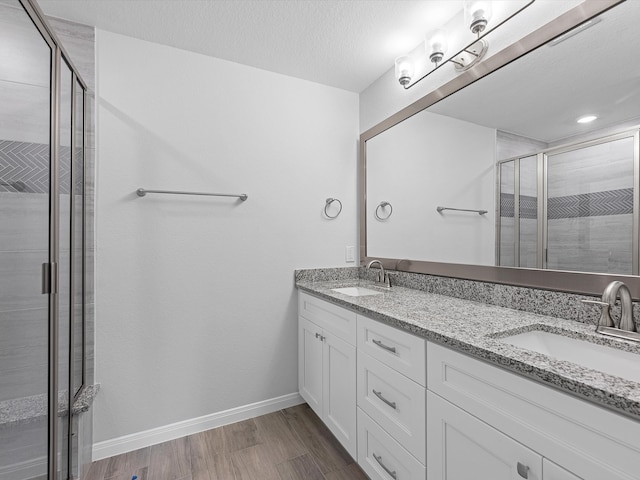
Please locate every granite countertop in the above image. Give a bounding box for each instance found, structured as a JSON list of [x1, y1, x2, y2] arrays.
[[296, 278, 640, 420]]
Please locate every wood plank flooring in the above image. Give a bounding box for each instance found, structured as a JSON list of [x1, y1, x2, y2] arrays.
[[84, 404, 368, 480]]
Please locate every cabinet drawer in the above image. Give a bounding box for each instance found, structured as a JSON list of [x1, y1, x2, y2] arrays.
[[357, 315, 425, 386], [358, 408, 426, 480], [357, 351, 425, 464], [299, 292, 356, 345], [427, 341, 640, 480]]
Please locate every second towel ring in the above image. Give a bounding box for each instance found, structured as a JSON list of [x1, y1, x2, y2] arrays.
[[375, 201, 393, 221], [325, 198, 342, 219]]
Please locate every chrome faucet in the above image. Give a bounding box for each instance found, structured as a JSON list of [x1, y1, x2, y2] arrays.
[[582, 281, 638, 342], [366, 259, 391, 288]]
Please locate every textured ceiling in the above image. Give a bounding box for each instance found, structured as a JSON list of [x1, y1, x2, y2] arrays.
[[37, 0, 462, 93]]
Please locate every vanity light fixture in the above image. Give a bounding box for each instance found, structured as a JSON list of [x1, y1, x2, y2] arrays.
[[464, 0, 493, 35], [395, 55, 414, 87], [395, 0, 534, 90], [577, 115, 598, 124], [426, 28, 448, 64]]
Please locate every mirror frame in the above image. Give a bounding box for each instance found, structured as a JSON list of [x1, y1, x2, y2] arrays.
[[358, 0, 640, 298]]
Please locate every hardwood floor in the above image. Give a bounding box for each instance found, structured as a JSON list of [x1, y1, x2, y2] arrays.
[[84, 404, 368, 480]]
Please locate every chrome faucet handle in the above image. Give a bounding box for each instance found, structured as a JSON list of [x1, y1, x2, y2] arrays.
[[580, 299, 611, 331], [580, 299, 609, 307]]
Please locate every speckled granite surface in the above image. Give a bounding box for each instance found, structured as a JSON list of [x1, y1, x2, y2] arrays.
[[296, 266, 640, 331], [296, 275, 640, 420], [0, 383, 100, 427]]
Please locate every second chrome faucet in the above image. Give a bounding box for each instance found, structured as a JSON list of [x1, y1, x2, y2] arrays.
[[582, 281, 638, 342]]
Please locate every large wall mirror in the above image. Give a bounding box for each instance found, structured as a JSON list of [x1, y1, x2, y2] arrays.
[[360, 0, 640, 297]]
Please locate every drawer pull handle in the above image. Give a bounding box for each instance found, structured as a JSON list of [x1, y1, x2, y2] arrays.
[[373, 389, 397, 409], [314, 333, 325, 342], [373, 453, 397, 479], [517, 462, 529, 479], [373, 338, 396, 353]]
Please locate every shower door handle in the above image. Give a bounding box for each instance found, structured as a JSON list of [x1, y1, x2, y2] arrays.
[[42, 262, 58, 294]]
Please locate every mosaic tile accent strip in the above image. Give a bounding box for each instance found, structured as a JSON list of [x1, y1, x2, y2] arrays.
[[548, 188, 633, 219], [500, 192, 515, 217], [500, 193, 537, 219], [502, 189, 633, 220], [519, 194, 537, 219], [0, 139, 74, 194]]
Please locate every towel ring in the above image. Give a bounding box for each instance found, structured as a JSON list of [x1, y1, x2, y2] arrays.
[[324, 198, 342, 219], [375, 201, 392, 221]]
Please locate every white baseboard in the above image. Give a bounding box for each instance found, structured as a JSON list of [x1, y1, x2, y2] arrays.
[[92, 392, 304, 461]]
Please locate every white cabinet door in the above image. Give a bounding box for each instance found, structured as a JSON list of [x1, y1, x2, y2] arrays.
[[323, 330, 357, 458], [427, 391, 542, 480], [298, 317, 323, 416], [298, 313, 357, 459], [543, 460, 582, 480]]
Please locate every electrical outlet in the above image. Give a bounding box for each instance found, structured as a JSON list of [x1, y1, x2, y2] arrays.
[[345, 246, 355, 263]]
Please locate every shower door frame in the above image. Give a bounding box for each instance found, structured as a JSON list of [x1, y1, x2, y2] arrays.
[[17, 1, 89, 478], [497, 128, 640, 275]]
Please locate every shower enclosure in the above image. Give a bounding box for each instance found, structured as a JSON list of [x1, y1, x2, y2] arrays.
[[1, 0, 89, 478], [498, 130, 640, 275]]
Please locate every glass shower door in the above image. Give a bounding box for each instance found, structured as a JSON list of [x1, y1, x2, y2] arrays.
[[0, 1, 52, 478], [57, 58, 74, 480], [546, 135, 636, 274], [498, 155, 538, 268], [498, 161, 515, 266]]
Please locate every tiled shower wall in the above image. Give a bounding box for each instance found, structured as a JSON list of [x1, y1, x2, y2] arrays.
[[0, 1, 96, 478], [546, 136, 634, 274]]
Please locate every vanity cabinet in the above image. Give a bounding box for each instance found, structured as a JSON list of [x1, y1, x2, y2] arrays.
[[298, 289, 640, 480], [428, 391, 542, 479], [543, 460, 582, 480], [298, 292, 357, 458], [356, 315, 427, 479], [428, 392, 583, 480], [427, 341, 640, 480]]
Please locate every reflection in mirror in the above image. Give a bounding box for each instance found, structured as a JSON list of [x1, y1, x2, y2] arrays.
[[367, 110, 495, 265], [365, 0, 640, 276], [544, 134, 636, 274]]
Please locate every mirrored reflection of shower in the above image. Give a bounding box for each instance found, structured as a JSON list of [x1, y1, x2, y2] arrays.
[[497, 130, 639, 275]]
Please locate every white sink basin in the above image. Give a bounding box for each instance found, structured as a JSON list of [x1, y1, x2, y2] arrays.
[[331, 286, 383, 297], [501, 330, 640, 383]]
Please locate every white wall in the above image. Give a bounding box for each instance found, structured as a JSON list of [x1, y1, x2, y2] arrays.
[[359, 0, 583, 133], [94, 30, 358, 446], [367, 110, 496, 265]]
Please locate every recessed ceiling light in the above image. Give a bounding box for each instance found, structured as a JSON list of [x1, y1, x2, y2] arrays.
[[577, 115, 597, 124]]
